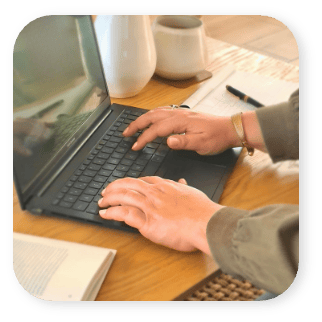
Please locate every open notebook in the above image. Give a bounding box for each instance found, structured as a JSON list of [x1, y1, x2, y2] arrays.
[[13, 232, 116, 301], [183, 65, 299, 116]]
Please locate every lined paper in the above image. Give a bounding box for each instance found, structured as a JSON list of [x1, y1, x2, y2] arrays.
[[186, 66, 299, 117]]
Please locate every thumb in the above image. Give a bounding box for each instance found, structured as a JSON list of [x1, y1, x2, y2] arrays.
[[167, 134, 199, 151]]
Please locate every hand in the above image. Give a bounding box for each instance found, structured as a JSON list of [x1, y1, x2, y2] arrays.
[[123, 107, 240, 155], [98, 176, 224, 254]]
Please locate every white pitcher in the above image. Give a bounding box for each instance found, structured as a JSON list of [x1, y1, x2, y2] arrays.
[[95, 15, 157, 98]]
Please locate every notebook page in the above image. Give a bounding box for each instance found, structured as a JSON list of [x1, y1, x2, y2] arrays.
[[13, 232, 116, 301], [192, 68, 299, 117]]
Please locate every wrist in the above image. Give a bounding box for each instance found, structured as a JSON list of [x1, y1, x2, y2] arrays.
[[241, 111, 267, 152], [193, 204, 225, 255]]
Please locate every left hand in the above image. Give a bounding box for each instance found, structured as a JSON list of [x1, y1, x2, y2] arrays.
[[98, 176, 224, 253]]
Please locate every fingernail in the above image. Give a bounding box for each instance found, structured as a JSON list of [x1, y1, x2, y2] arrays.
[[179, 178, 187, 185], [98, 198, 103, 205], [101, 188, 106, 195], [99, 209, 106, 216], [132, 142, 138, 150], [123, 128, 129, 135]]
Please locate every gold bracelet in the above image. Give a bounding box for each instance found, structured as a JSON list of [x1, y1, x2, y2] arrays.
[[231, 112, 254, 156]]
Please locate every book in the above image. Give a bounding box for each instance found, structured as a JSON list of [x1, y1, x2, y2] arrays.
[[13, 232, 116, 301], [182, 65, 299, 116]]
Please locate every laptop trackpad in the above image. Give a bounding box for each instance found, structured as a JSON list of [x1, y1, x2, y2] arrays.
[[162, 158, 226, 199]]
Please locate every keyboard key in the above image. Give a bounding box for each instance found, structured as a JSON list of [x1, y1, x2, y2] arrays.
[[60, 187, 69, 193], [83, 170, 96, 177], [78, 175, 91, 183], [127, 114, 137, 120], [88, 164, 101, 171], [89, 181, 103, 189], [118, 123, 128, 132], [151, 155, 165, 163], [155, 144, 170, 156], [86, 202, 100, 214], [121, 159, 133, 166], [104, 135, 111, 140], [68, 188, 82, 196], [112, 170, 126, 178], [135, 159, 148, 166], [102, 163, 116, 171], [56, 192, 64, 199], [138, 153, 151, 160], [127, 170, 141, 178], [111, 152, 124, 159], [115, 146, 128, 153], [63, 195, 77, 203], [106, 141, 118, 148], [59, 201, 72, 208], [116, 164, 130, 172], [94, 175, 108, 183], [52, 199, 59, 205], [92, 158, 105, 165], [107, 157, 120, 165], [113, 131, 124, 138], [84, 187, 98, 195], [146, 142, 159, 149], [109, 137, 122, 143], [142, 147, 155, 154], [99, 169, 112, 177], [124, 152, 138, 161], [131, 164, 144, 172], [97, 152, 110, 159], [119, 141, 132, 148], [66, 181, 73, 187], [70, 175, 78, 182], [73, 182, 88, 190], [73, 200, 89, 211], [79, 194, 94, 202], [123, 136, 136, 143], [102, 147, 114, 154]]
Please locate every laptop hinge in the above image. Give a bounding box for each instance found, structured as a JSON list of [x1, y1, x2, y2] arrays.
[[36, 109, 112, 197]]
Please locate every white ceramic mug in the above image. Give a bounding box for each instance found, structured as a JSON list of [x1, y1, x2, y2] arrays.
[[151, 15, 208, 80]]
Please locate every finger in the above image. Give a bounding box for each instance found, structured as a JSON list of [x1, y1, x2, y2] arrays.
[[178, 178, 187, 185], [101, 177, 150, 196], [132, 116, 188, 150], [99, 206, 146, 230], [123, 109, 179, 137], [98, 188, 147, 211], [167, 133, 204, 151]]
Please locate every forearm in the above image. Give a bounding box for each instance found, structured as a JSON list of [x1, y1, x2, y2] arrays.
[[206, 205, 299, 294]]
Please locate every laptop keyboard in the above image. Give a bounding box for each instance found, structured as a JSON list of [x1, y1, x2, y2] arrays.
[[51, 109, 170, 217]]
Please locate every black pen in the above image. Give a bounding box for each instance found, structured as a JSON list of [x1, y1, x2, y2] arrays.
[[226, 85, 264, 108]]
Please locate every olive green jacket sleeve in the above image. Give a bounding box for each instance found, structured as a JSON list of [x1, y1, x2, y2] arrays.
[[206, 90, 299, 295]]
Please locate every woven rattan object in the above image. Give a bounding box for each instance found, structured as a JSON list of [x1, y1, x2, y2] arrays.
[[174, 270, 265, 301]]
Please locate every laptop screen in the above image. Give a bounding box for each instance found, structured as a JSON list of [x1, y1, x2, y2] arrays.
[[13, 16, 109, 194]]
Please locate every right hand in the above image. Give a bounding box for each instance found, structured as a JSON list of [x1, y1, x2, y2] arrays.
[[123, 107, 241, 155]]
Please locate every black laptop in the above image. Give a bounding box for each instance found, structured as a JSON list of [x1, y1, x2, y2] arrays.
[[13, 15, 241, 232]]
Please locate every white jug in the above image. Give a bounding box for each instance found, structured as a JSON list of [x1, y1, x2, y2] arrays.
[[95, 15, 157, 98]]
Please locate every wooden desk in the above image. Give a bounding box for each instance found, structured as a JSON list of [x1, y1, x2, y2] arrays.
[[13, 37, 299, 301]]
